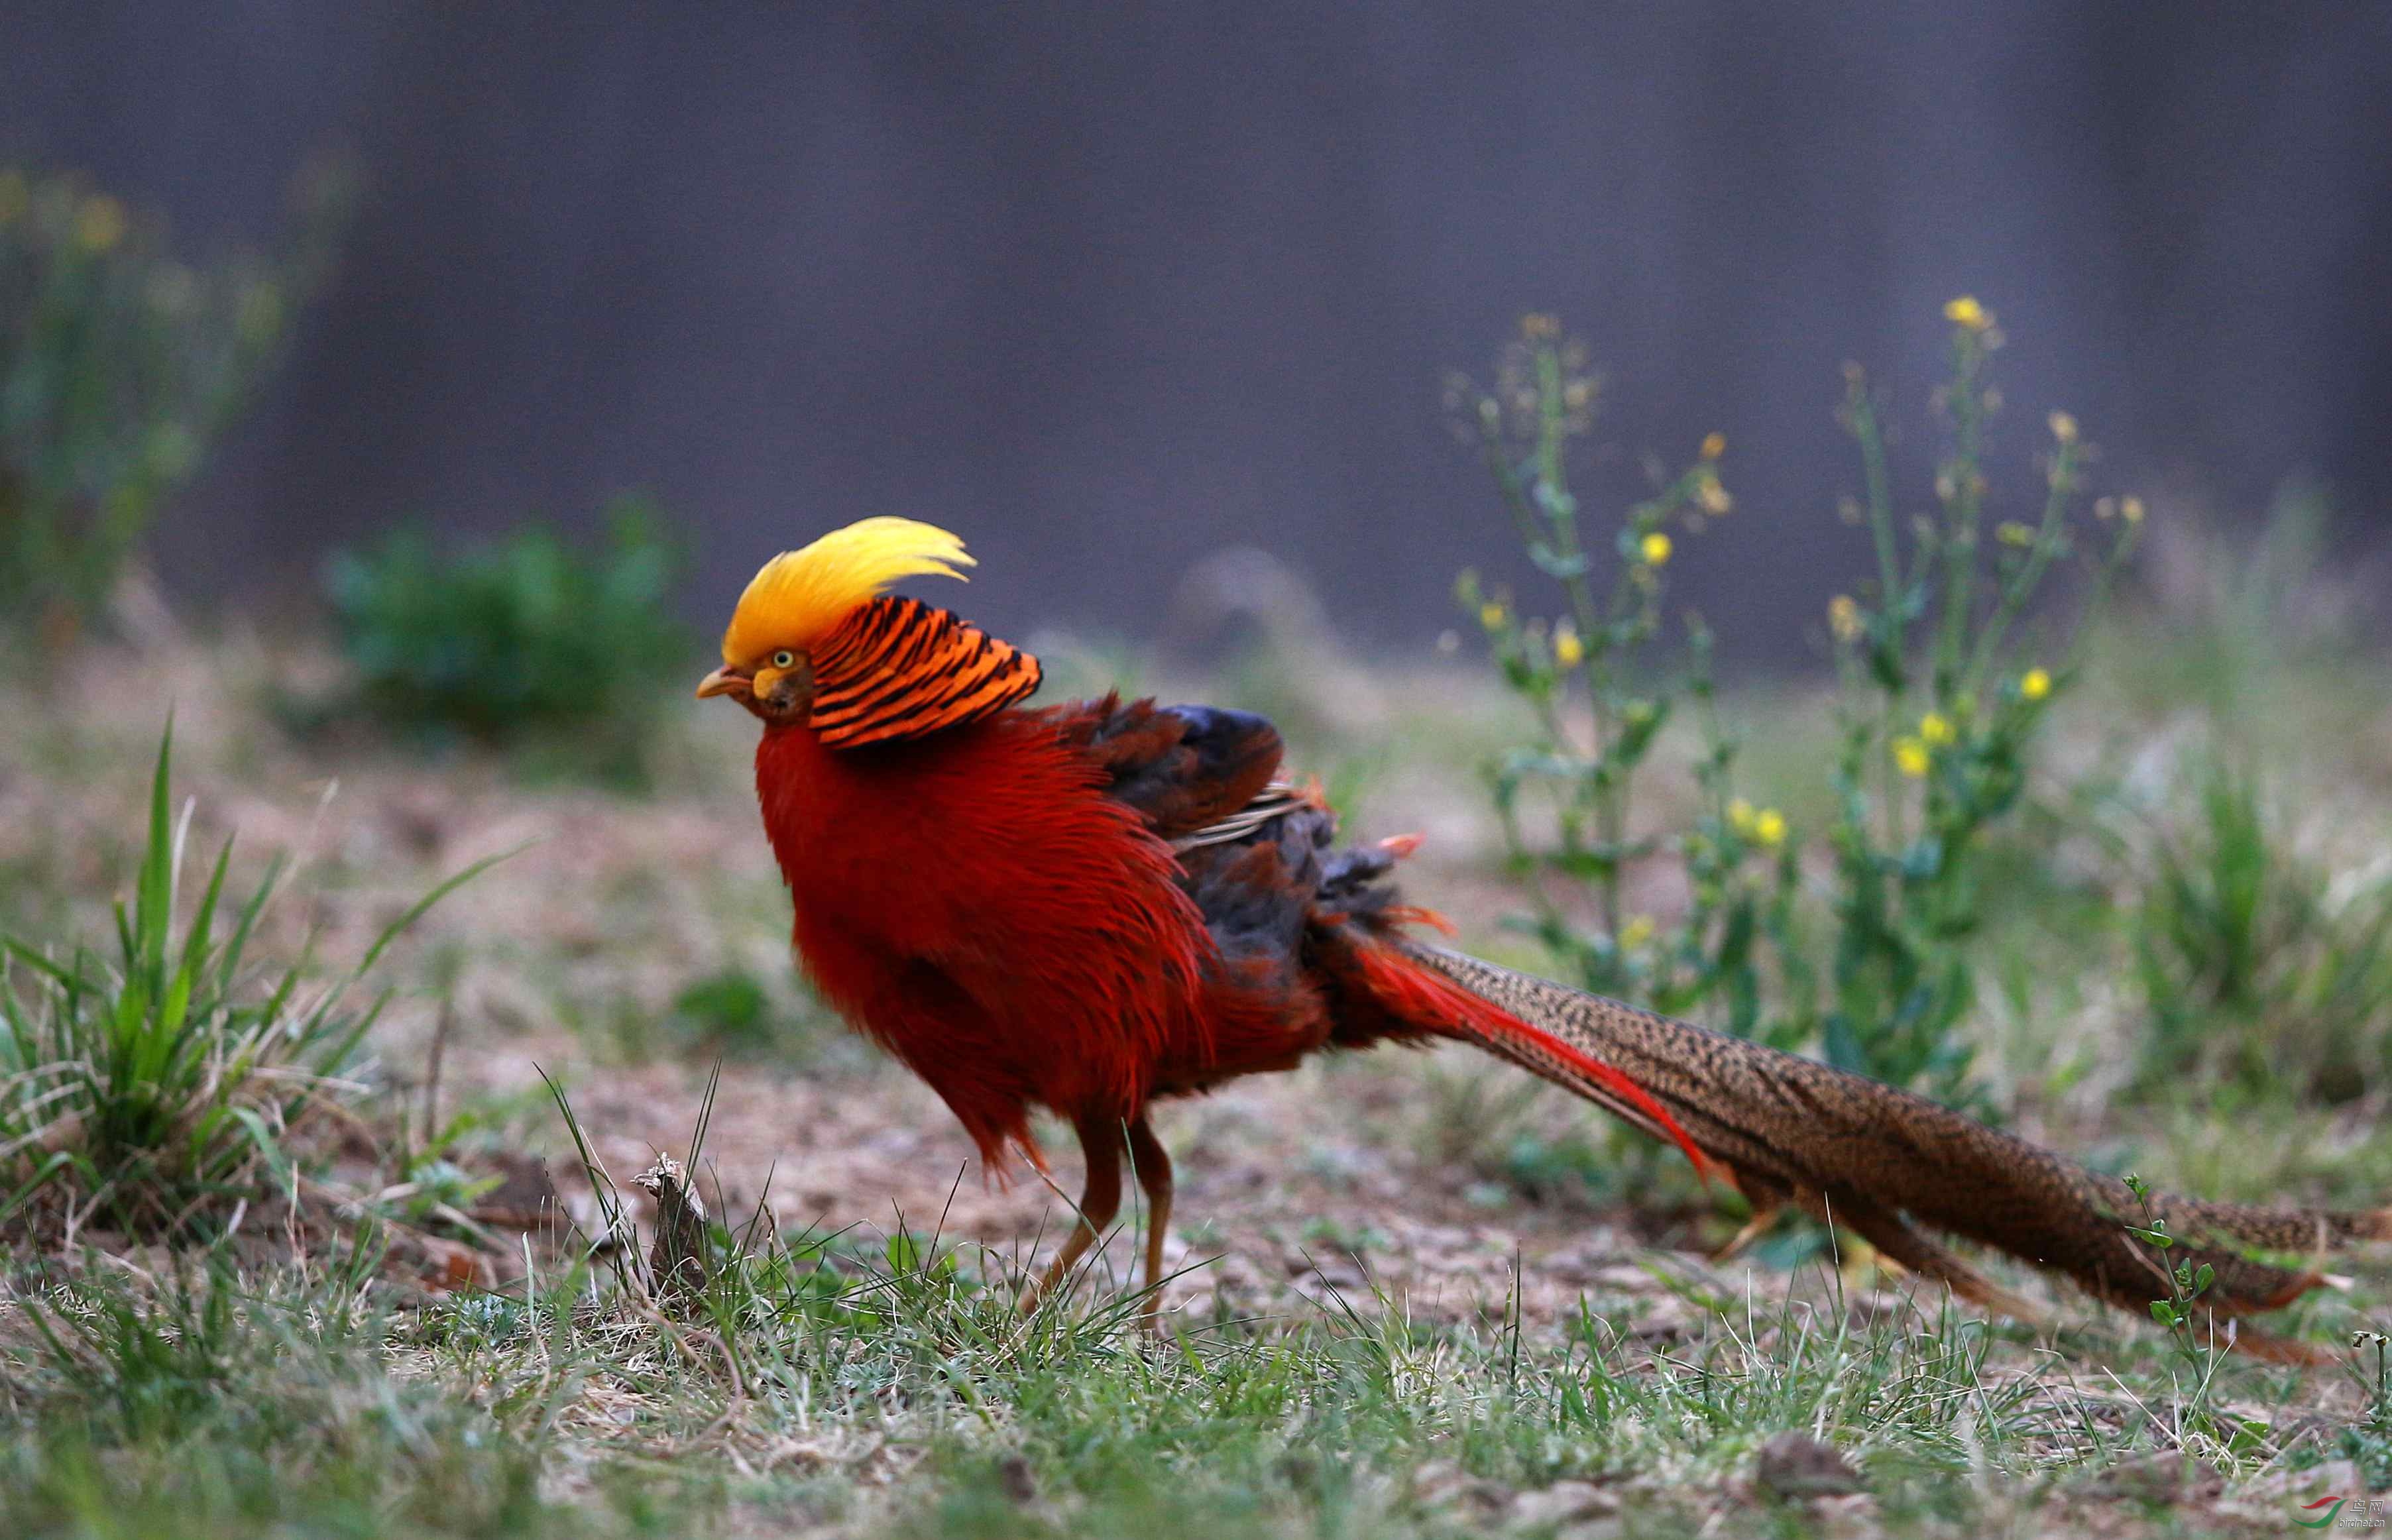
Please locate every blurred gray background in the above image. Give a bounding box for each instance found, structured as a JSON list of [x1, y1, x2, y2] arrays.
[[9, 1, 2390, 653]]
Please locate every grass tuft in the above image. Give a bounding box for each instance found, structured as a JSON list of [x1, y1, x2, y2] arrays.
[[0, 722, 500, 1242], [2127, 757, 2392, 1102]]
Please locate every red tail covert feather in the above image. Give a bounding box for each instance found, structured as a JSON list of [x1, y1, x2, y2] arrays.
[[1381, 903, 1457, 936], [1347, 940, 1714, 1182]]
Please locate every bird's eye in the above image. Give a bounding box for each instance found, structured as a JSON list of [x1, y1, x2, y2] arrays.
[[771, 651, 795, 669]]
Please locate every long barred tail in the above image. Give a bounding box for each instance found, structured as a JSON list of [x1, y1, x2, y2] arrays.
[[1335, 935, 1715, 1180], [1389, 940, 2391, 1364]]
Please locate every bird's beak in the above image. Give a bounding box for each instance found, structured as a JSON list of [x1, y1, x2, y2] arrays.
[[695, 665, 752, 700]]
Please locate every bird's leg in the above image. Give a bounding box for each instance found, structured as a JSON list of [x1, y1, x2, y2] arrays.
[[1711, 1205, 1782, 1264], [1711, 1166, 1790, 1264], [1125, 1113, 1174, 1325], [1810, 1189, 2054, 1331], [1022, 1114, 1125, 1313]]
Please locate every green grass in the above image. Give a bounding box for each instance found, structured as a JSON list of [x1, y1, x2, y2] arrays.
[[1, 1201, 2374, 1539], [1, 1249, 696, 1539], [0, 726, 496, 1241], [2128, 756, 2392, 1101]]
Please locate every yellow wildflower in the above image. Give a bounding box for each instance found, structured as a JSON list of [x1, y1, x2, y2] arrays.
[[1695, 478, 1732, 516], [1753, 808, 1788, 848], [1640, 531, 1673, 567], [1552, 624, 1585, 667], [1700, 431, 1726, 460], [1620, 914, 1656, 950], [1562, 379, 1593, 412], [1479, 601, 1508, 632], [2048, 411, 2079, 445], [74, 195, 127, 254], [1919, 711, 1956, 747], [2120, 495, 2145, 525], [1894, 737, 1931, 778], [1996, 521, 2035, 547], [2020, 667, 2052, 702], [1943, 295, 1991, 331], [1827, 594, 1862, 643], [1727, 798, 1758, 835], [1520, 313, 1560, 341]]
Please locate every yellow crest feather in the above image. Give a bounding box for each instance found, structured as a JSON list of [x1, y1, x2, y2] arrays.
[[721, 517, 974, 664]]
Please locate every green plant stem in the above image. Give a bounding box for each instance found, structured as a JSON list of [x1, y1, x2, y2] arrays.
[[1966, 441, 2078, 690], [1935, 333, 1988, 702]]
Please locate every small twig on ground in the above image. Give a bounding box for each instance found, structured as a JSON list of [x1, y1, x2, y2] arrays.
[[637, 1152, 711, 1308]]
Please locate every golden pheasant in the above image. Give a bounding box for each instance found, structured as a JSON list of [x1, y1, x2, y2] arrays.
[[698, 516, 2384, 1360]]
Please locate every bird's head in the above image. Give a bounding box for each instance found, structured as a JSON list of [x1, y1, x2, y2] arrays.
[[698, 517, 1040, 745]]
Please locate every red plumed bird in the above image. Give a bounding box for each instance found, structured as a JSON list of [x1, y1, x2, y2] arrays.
[[701, 518, 2386, 1358]]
